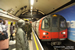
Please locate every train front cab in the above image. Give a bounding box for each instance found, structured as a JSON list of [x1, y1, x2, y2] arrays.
[[39, 15, 67, 42]]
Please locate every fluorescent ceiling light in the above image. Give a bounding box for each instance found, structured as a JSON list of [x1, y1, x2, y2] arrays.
[[30, 0, 34, 5], [32, 18, 33, 19], [31, 6, 33, 10], [30, 9, 32, 12], [0, 10, 7, 14], [0, 13, 19, 20]]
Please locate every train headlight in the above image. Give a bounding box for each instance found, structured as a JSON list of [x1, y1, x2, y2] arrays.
[[43, 32, 48, 35], [61, 32, 65, 34]]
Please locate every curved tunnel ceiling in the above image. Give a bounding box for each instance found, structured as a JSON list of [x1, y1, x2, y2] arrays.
[[0, 0, 30, 16], [33, 0, 71, 14], [0, 0, 71, 17]]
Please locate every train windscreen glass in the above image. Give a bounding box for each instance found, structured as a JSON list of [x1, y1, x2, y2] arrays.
[[52, 17, 58, 27], [60, 18, 66, 28], [42, 18, 50, 29]]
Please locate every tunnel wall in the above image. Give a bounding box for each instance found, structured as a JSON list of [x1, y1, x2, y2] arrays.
[[55, 5, 75, 42]]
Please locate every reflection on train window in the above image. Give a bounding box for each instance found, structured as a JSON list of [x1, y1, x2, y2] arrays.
[[60, 18, 66, 28], [42, 18, 50, 29], [52, 17, 58, 27]]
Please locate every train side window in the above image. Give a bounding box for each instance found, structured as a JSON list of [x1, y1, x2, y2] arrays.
[[42, 18, 50, 29], [60, 18, 66, 28]]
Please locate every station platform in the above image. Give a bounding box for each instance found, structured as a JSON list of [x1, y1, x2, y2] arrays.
[[29, 29, 44, 50], [9, 28, 43, 50]]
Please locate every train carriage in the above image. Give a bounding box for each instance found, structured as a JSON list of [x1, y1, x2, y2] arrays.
[[32, 14, 67, 42]]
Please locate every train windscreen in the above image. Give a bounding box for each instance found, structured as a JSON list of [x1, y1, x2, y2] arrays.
[[60, 18, 66, 28]]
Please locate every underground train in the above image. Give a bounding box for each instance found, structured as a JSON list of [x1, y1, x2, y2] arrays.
[[32, 14, 67, 43]]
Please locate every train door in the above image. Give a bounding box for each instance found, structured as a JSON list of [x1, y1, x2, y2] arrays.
[[51, 17, 59, 39], [36, 21, 39, 35]]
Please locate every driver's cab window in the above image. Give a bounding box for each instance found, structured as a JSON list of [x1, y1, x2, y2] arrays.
[[42, 18, 50, 29], [60, 18, 66, 28]]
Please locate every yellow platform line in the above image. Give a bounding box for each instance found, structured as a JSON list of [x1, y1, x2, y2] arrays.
[[32, 32, 39, 50]]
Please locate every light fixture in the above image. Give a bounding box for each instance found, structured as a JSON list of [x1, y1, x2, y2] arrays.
[[61, 32, 65, 34], [30, 0, 34, 5], [31, 6, 33, 10], [32, 18, 33, 19], [43, 32, 48, 35], [30, 9, 32, 12]]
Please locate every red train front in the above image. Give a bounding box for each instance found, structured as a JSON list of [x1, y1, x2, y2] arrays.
[[32, 14, 67, 42]]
